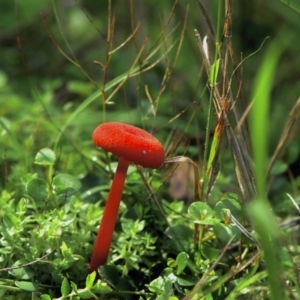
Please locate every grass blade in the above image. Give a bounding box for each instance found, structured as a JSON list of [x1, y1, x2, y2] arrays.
[[249, 31, 292, 300]]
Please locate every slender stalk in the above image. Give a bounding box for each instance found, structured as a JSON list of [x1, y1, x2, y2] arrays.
[[89, 157, 130, 273]]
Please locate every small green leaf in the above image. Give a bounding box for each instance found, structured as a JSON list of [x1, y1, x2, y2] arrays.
[[92, 281, 112, 294], [176, 252, 189, 275], [188, 202, 216, 224], [34, 148, 56, 166], [161, 268, 178, 283], [215, 199, 242, 222], [99, 265, 120, 288], [188, 202, 213, 219], [0, 117, 10, 136], [270, 160, 288, 176], [213, 223, 241, 243], [70, 281, 78, 292], [176, 275, 198, 286], [76, 289, 96, 298], [146, 276, 166, 293], [166, 224, 193, 252], [167, 257, 176, 268], [9, 261, 34, 280], [209, 58, 220, 86], [40, 295, 52, 300], [15, 281, 38, 292], [16, 198, 26, 215], [61, 241, 68, 254], [201, 242, 220, 260], [86, 271, 96, 289], [61, 242, 74, 260], [203, 294, 214, 300], [26, 178, 48, 202], [53, 173, 82, 196], [61, 278, 70, 297], [3, 213, 19, 228], [121, 219, 145, 235], [164, 279, 173, 294]]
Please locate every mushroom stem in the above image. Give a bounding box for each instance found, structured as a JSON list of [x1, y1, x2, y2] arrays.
[[89, 157, 130, 273]]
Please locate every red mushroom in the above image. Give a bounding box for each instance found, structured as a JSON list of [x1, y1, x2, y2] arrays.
[[90, 122, 165, 273]]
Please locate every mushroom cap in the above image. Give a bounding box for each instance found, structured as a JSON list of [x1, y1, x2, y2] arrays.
[[92, 122, 165, 169]]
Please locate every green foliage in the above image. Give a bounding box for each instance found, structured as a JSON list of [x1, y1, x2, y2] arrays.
[[1, 0, 300, 299]]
